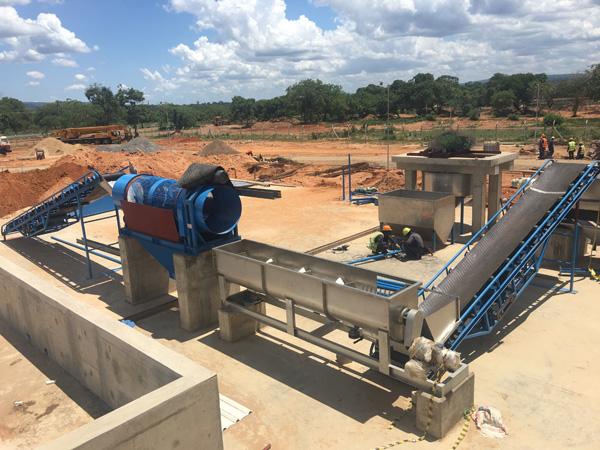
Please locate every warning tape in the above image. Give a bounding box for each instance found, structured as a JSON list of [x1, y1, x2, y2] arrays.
[[450, 407, 475, 450], [588, 205, 600, 281], [371, 365, 444, 450], [372, 364, 474, 450]]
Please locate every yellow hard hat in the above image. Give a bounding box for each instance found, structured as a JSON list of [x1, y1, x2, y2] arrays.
[[382, 225, 392, 232], [403, 227, 411, 236]]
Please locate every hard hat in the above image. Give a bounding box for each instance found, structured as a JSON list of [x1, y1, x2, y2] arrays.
[[569, 138, 573, 141], [382, 225, 392, 232], [579, 142, 583, 144], [541, 134, 545, 137], [403, 227, 411, 236], [551, 136, 555, 139]]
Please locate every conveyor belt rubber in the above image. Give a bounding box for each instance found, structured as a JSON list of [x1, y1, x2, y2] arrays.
[[419, 163, 588, 342]]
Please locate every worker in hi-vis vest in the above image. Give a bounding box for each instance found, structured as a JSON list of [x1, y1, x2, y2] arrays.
[[567, 138, 576, 159], [369, 225, 398, 255]]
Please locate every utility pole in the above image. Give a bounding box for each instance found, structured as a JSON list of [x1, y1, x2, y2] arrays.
[[380, 82, 390, 171], [534, 83, 540, 142]]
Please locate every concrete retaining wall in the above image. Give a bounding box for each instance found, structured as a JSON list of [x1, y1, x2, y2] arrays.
[[0, 255, 223, 450]]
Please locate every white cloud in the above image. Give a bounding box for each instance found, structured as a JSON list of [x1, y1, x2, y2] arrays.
[[86, 66, 95, 71], [0, 1, 30, 5], [26, 81, 39, 86], [26, 70, 44, 79], [140, 68, 180, 93], [0, 6, 89, 64], [39, 0, 65, 5], [52, 56, 78, 67], [65, 84, 85, 91], [74, 73, 87, 81], [150, 0, 600, 101]]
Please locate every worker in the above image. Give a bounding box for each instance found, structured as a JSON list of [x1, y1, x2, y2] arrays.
[[401, 227, 426, 260], [577, 142, 586, 159], [538, 134, 548, 159], [593, 141, 600, 160], [547, 136, 555, 159], [246, 149, 254, 156], [567, 138, 576, 159], [369, 225, 397, 255]]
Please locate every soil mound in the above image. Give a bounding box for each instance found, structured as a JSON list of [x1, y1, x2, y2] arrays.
[[25, 137, 79, 158], [96, 137, 165, 154], [197, 140, 239, 156]]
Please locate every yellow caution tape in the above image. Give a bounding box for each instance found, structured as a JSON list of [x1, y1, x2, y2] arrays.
[[371, 365, 444, 449], [588, 204, 600, 281], [450, 407, 475, 450]]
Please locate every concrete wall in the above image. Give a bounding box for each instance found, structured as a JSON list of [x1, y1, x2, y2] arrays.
[[0, 255, 223, 450]]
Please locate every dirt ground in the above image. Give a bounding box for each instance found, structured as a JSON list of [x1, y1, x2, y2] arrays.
[[0, 134, 549, 221]]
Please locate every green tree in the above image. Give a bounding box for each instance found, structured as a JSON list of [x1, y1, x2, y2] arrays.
[[116, 85, 145, 135], [171, 106, 197, 131], [85, 83, 121, 125], [0, 97, 30, 134], [490, 90, 516, 116], [286, 79, 326, 123], [34, 100, 96, 131], [434, 75, 460, 114], [230, 96, 256, 126], [408, 73, 435, 114]]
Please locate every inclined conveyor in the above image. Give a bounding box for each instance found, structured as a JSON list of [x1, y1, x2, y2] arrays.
[[420, 161, 600, 348]]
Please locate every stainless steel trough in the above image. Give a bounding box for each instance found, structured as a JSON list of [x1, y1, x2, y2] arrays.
[[378, 189, 456, 244]]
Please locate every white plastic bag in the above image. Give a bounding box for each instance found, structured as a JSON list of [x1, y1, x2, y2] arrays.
[[432, 344, 462, 371], [405, 359, 430, 380], [408, 337, 434, 363]]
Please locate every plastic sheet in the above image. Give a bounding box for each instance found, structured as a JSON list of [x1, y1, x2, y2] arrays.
[[408, 337, 434, 363]]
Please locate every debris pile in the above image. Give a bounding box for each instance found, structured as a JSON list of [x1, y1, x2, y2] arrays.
[[197, 140, 239, 156], [96, 137, 165, 154], [25, 138, 80, 158]]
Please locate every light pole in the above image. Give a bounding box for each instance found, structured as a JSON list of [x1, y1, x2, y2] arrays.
[[160, 102, 173, 152], [380, 82, 390, 171], [534, 83, 540, 142]]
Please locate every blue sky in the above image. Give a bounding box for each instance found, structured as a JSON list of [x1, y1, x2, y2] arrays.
[[1, 0, 599, 104]]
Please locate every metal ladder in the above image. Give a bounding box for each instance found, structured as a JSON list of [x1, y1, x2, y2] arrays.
[[423, 161, 600, 350]]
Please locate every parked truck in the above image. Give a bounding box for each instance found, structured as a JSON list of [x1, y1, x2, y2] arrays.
[[212, 116, 228, 126], [51, 125, 132, 145], [0, 136, 11, 156]]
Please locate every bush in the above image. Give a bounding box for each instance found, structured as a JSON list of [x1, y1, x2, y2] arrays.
[[311, 131, 319, 139], [507, 113, 519, 121], [431, 131, 474, 153], [425, 114, 437, 121], [468, 109, 480, 121], [543, 113, 565, 128]]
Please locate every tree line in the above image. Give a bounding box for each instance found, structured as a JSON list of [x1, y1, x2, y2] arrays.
[[0, 63, 598, 136]]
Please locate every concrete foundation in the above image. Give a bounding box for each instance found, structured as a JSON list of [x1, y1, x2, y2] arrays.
[[0, 254, 223, 450], [119, 235, 170, 305], [174, 251, 221, 332], [218, 302, 266, 342], [411, 371, 475, 439]]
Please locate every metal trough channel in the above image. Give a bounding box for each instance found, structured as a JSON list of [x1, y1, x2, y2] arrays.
[[213, 240, 421, 341], [214, 240, 469, 396]]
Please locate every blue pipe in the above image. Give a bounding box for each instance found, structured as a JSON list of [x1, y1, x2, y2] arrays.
[[346, 249, 403, 265], [51, 236, 122, 264]]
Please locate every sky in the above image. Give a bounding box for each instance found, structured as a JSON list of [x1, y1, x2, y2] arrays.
[[1, 0, 599, 105]]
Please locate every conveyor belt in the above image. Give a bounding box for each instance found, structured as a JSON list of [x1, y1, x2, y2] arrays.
[[419, 163, 589, 342], [1, 171, 106, 239]]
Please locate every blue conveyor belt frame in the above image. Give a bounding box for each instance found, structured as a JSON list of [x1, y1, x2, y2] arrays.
[[423, 161, 600, 350], [1, 170, 104, 239]]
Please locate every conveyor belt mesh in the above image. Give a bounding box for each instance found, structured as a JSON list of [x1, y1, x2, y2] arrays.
[[419, 163, 587, 322]]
